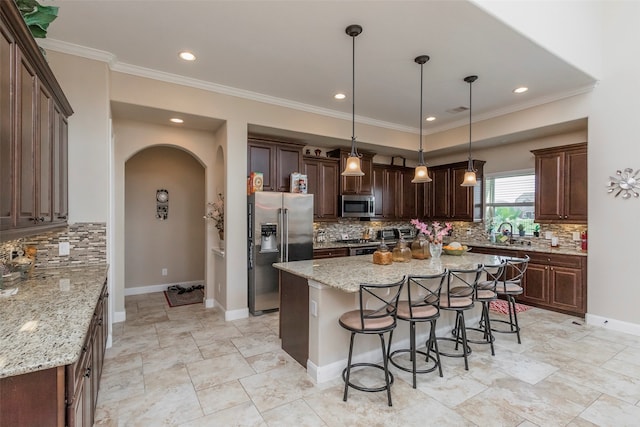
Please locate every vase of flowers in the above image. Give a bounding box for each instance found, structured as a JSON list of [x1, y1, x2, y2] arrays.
[[410, 219, 452, 259], [204, 193, 224, 242]]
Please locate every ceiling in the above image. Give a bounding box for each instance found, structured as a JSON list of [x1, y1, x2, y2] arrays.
[[45, 1, 595, 157]]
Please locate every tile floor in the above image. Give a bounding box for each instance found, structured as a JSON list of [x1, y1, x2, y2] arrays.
[[94, 293, 640, 426]]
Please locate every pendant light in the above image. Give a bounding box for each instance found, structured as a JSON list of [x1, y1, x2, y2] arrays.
[[411, 55, 432, 183], [461, 75, 478, 187], [341, 24, 364, 177]]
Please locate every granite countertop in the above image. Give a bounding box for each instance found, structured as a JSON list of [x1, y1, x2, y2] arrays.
[[0, 264, 109, 378], [274, 252, 506, 293], [314, 239, 587, 257]]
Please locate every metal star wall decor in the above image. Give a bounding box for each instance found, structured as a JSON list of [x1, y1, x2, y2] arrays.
[[607, 168, 639, 199]]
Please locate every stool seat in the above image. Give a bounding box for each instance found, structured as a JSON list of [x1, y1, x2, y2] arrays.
[[339, 309, 396, 331], [396, 301, 438, 319]]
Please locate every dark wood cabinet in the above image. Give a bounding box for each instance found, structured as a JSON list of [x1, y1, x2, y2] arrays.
[[532, 143, 587, 224], [371, 164, 418, 220], [327, 149, 374, 195], [425, 160, 485, 221], [303, 156, 339, 221], [519, 251, 586, 316], [0, 1, 72, 240], [247, 137, 304, 192], [470, 246, 586, 317], [313, 247, 349, 259]]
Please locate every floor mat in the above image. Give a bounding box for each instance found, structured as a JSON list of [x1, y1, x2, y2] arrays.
[[489, 299, 532, 315], [164, 284, 204, 307]]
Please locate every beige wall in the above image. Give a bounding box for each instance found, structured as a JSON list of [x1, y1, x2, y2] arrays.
[[124, 146, 205, 288]]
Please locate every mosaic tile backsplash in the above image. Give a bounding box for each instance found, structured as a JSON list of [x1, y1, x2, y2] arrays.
[[1, 223, 107, 270]]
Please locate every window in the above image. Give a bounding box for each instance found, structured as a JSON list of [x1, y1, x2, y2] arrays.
[[485, 172, 536, 235]]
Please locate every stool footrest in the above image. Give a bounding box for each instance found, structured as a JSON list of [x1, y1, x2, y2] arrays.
[[342, 363, 394, 393], [436, 336, 472, 358], [389, 349, 440, 374]]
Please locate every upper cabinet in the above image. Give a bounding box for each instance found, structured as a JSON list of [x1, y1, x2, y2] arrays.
[[327, 149, 374, 195], [1, 2, 73, 240], [425, 160, 485, 222], [303, 156, 339, 221], [532, 143, 587, 224], [247, 136, 304, 192], [372, 164, 419, 220]]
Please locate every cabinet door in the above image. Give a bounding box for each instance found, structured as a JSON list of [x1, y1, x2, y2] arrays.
[[549, 266, 584, 314], [382, 169, 398, 219], [399, 169, 418, 220], [248, 142, 275, 191], [37, 83, 53, 223], [275, 145, 302, 192], [430, 168, 450, 219], [0, 19, 14, 230], [520, 262, 548, 306], [339, 153, 373, 195], [52, 107, 68, 223], [359, 155, 373, 195], [318, 160, 338, 219], [564, 148, 587, 222], [16, 49, 38, 228], [450, 165, 473, 220], [372, 166, 384, 217], [535, 152, 564, 221]]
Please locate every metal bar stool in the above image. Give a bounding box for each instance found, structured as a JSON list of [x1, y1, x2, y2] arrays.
[[490, 255, 530, 344], [387, 271, 448, 388], [437, 265, 483, 370], [465, 259, 507, 356], [339, 277, 405, 406]]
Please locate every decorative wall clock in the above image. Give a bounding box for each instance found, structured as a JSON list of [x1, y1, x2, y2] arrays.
[[607, 168, 639, 199], [156, 189, 169, 219]]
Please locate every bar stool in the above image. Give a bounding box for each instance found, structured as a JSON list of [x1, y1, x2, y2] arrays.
[[490, 255, 530, 344], [387, 271, 448, 388], [466, 260, 507, 356], [437, 265, 483, 370], [339, 277, 405, 406]]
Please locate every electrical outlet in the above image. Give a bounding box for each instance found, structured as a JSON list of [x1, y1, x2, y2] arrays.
[[59, 242, 70, 256], [162, 268, 168, 276], [310, 300, 318, 317]]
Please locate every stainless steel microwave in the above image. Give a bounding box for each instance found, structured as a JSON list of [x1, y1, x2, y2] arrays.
[[340, 195, 375, 218]]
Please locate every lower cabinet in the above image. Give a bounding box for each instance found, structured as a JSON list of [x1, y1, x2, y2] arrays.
[[471, 246, 586, 317], [279, 271, 309, 367], [0, 280, 108, 427], [313, 247, 349, 259], [519, 251, 586, 316]]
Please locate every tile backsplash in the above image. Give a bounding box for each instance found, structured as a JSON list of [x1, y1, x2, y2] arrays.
[[1, 223, 107, 270]]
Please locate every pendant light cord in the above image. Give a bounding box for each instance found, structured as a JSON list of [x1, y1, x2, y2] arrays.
[[419, 61, 423, 153], [351, 31, 357, 156]]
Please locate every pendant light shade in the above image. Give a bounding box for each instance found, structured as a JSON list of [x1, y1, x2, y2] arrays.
[[412, 55, 432, 183], [461, 75, 478, 187], [341, 24, 364, 177]]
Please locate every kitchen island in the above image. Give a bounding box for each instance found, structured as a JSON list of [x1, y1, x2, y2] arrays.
[[273, 252, 507, 383], [0, 265, 109, 426]]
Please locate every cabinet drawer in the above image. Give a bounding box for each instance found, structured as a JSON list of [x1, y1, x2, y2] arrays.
[[313, 248, 349, 259], [520, 251, 583, 268]]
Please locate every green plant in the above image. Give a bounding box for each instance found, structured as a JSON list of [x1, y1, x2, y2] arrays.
[[534, 224, 540, 232], [517, 223, 525, 231], [14, 0, 58, 39]]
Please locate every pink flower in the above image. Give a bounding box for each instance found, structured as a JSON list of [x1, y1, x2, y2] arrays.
[[411, 219, 452, 243]]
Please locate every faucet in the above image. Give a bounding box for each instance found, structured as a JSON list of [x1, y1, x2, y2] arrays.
[[497, 222, 513, 243]]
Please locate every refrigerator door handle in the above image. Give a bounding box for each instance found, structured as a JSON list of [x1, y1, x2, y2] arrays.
[[283, 208, 289, 262], [248, 203, 253, 269], [278, 208, 284, 262]]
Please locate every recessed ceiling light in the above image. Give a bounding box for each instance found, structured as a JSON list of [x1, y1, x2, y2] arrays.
[[179, 51, 196, 61], [513, 86, 528, 94], [334, 93, 346, 100], [170, 118, 184, 124], [425, 116, 436, 122]]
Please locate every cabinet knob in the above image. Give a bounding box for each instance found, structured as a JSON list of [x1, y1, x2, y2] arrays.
[[85, 367, 91, 378], [545, 266, 548, 270], [564, 215, 568, 219]]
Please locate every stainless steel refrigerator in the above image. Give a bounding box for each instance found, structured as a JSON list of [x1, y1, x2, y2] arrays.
[[248, 192, 314, 315]]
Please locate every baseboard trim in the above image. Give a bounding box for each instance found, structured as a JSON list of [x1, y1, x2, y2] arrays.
[[205, 298, 215, 308], [113, 310, 126, 323], [225, 307, 249, 321], [586, 313, 640, 336], [124, 280, 203, 296]]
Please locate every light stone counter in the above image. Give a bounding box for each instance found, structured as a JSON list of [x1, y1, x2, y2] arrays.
[[274, 251, 505, 293], [273, 253, 509, 383], [0, 265, 108, 378]]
